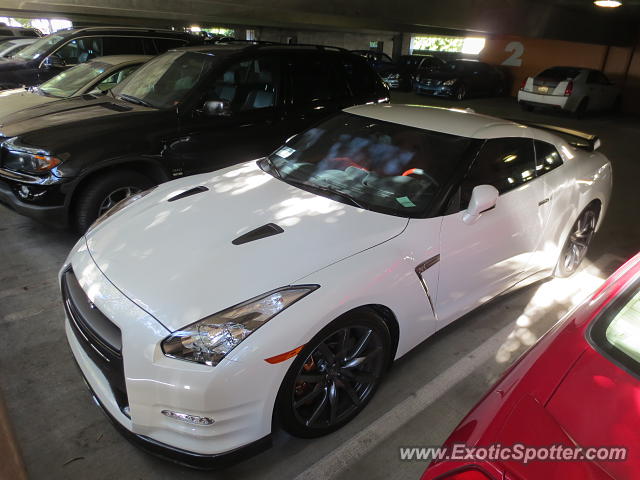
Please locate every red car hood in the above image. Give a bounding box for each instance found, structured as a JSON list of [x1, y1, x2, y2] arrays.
[[543, 346, 640, 480]]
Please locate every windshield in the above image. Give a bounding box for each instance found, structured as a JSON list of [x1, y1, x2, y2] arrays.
[[266, 113, 480, 217], [591, 277, 640, 376], [112, 51, 215, 109], [39, 61, 109, 97], [14, 34, 66, 61]]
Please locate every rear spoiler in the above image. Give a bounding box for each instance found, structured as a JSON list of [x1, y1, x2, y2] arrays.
[[508, 119, 601, 151]]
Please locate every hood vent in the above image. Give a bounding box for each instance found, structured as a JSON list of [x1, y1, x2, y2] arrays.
[[232, 223, 284, 245], [168, 186, 209, 202]]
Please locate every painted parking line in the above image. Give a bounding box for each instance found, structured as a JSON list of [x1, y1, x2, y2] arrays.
[[293, 321, 517, 480]]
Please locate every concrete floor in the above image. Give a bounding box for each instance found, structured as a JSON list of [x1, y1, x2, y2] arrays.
[[0, 93, 638, 480]]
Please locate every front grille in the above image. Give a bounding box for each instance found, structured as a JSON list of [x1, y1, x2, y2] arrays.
[[62, 269, 129, 414]]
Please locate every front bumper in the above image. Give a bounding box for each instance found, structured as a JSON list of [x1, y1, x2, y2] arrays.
[[62, 240, 281, 467], [0, 169, 68, 225], [414, 82, 453, 97]]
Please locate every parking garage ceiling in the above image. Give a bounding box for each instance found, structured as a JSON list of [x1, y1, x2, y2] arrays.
[[0, 0, 638, 45]]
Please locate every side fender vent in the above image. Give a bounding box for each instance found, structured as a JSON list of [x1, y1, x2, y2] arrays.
[[168, 186, 209, 202], [232, 223, 284, 245]]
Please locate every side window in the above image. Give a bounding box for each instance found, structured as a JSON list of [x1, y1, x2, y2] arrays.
[[534, 140, 563, 175], [55, 37, 103, 65], [0, 29, 13, 36], [288, 55, 350, 106], [153, 38, 188, 54], [462, 137, 536, 203], [102, 37, 145, 55], [95, 65, 139, 92], [209, 56, 280, 112], [341, 55, 380, 98]]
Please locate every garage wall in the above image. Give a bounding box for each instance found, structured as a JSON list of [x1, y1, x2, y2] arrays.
[[478, 34, 639, 112], [255, 27, 396, 56]]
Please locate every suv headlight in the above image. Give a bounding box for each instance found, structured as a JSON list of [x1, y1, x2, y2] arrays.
[[162, 285, 319, 366], [2, 138, 61, 174], [442, 79, 457, 86]]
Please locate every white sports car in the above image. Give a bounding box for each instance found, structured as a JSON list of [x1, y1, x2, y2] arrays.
[[61, 104, 612, 467]]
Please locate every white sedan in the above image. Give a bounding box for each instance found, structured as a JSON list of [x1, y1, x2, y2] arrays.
[[61, 104, 612, 467], [518, 66, 620, 115]]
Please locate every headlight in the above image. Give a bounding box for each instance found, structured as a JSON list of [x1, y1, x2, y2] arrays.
[[2, 138, 61, 174], [442, 79, 457, 86], [87, 187, 156, 233], [161, 285, 319, 366]]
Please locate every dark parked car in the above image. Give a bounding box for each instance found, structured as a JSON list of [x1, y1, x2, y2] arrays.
[[350, 49, 394, 73], [415, 59, 505, 100], [0, 43, 389, 232], [380, 54, 445, 91], [0, 26, 200, 90]]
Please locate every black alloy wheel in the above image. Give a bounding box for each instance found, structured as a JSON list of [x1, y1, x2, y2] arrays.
[[276, 311, 390, 437], [556, 207, 598, 277]]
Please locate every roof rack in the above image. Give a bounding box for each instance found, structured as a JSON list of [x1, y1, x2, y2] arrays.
[[510, 119, 601, 151], [240, 42, 348, 52]]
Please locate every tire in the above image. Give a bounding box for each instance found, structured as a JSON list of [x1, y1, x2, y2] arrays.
[[454, 84, 466, 101], [574, 98, 589, 118], [73, 170, 154, 234], [520, 103, 534, 112], [554, 206, 599, 278], [275, 309, 391, 438]]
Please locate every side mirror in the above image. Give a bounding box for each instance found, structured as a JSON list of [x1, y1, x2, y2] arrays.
[[202, 99, 231, 117], [43, 55, 66, 69], [463, 185, 499, 225]]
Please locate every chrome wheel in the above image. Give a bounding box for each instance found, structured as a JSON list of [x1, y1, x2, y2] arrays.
[[560, 209, 597, 276], [292, 326, 385, 430], [97, 186, 142, 217]]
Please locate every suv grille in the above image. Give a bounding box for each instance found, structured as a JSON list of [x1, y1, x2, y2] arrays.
[[62, 269, 129, 414]]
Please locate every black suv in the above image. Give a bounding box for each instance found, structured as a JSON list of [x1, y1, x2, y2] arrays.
[[0, 27, 200, 89], [0, 43, 389, 232]]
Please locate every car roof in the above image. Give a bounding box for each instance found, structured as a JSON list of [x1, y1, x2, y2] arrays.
[[176, 43, 350, 56], [88, 54, 152, 65], [343, 104, 524, 139]]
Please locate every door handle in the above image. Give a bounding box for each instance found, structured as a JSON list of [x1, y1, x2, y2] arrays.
[[538, 198, 550, 206]]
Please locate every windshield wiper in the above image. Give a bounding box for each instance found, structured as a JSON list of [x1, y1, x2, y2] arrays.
[[118, 93, 153, 107], [289, 179, 369, 210], [261, 157, 282, 180]]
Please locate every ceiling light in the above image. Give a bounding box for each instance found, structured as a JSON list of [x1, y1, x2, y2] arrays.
[[594, 0, 622, 7]]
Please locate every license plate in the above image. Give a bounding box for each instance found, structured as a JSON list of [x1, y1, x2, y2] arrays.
[[537, 86, 549, 94]]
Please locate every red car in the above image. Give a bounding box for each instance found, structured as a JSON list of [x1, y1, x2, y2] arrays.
[[422, 252, 640, 480]]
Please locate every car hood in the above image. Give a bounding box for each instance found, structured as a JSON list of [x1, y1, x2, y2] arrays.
[[0, 95, 165, 150], [0, 88, 56, 121], [85, 161, 409, 331]]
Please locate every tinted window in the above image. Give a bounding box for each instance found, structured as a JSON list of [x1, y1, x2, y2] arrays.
[[463, 137, 536, 200], [21, 30, 39, 37], [289, 55, 349, 105], [341, 55, 380, 98], [56, 37, 103, 64], [0, 29, 13, 36], [102, 37, 145, 55], [534, 140, 562, 175], [587, 70, 610, 85], [95, 64, 140, 92], [153, 38, 188, 53], [267, 113, 480, 217], [209, 56, 280, 112], [538, 67, 581, 81]]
